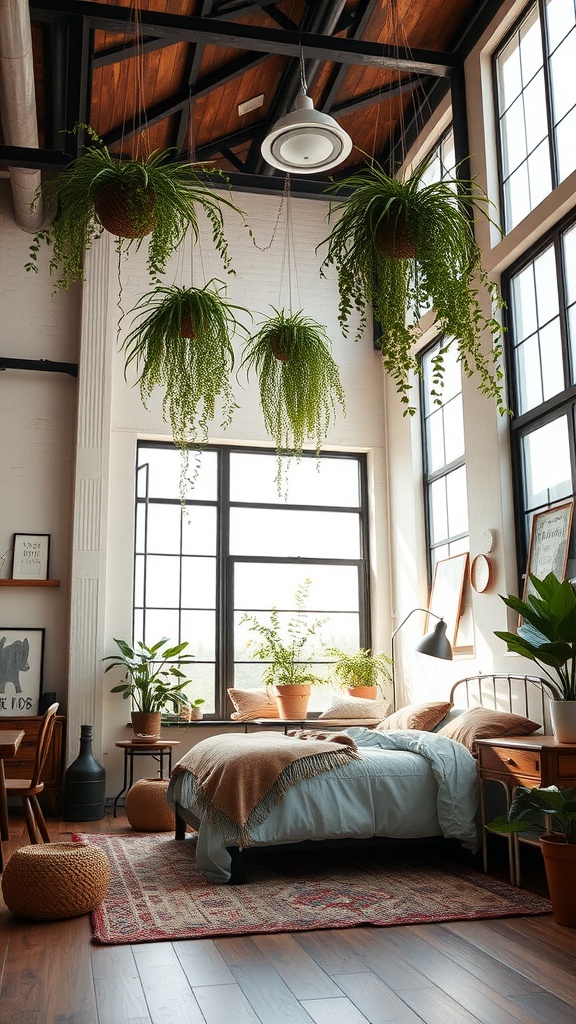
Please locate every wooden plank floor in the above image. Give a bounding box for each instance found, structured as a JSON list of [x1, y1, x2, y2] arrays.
[[1, 810, 575, 1024]]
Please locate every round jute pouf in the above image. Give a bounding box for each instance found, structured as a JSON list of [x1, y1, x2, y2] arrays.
[[1, 842, 111, 920], [125, 777, 174, 832]]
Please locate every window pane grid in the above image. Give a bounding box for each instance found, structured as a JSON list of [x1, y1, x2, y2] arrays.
[[134, 445, 369, 718]]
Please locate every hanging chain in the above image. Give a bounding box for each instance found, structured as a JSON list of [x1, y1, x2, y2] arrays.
[[251, 173, 291, 252]]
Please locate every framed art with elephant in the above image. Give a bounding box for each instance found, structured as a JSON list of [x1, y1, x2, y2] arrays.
[[0, 628, 45, 715]]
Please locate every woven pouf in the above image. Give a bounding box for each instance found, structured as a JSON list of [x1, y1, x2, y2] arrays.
[[125, 777, 174, 831], [1, 842, 111, 920]]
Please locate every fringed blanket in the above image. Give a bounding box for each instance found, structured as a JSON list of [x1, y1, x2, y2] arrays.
[[171, 731, 359, 847]]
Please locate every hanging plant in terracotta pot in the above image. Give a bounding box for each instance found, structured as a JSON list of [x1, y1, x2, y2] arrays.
[[240, 307, 346, 484], [122, 280, 250, 492], [26, 125, 245, 290], [318, 161, 506, 414], [240, 580, 328, 719]]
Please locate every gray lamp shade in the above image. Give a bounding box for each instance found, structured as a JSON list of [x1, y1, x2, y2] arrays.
[[415, 619, 453, 661]]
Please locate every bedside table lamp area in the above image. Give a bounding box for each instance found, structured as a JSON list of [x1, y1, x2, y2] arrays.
[[390, 608, 453, 711]]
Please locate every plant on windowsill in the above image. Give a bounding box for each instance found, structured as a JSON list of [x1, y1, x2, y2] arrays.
[[103, 637, 195, 739], [486, 785, 576, 927], [240, 307, 346, 489], [240, 579, 328, 719], [494, 572, 576, 741], [25, 125, 245, 291], [318, 161, 506, 415], [325, 646, 393, 700], [121, 280, 250, 495]]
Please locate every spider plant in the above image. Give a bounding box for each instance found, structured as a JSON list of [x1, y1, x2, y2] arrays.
[[240, 307, 346, 466], [319, 162, 506, 414], [26, 125, 244, 290], [122, 280, 249, 478]]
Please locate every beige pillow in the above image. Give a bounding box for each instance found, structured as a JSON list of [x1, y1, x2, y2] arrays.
[[227, 687, 279, 721], [377, 701, 453, 732], [319, 695, 391, 721], [437, 706, 540, 754]]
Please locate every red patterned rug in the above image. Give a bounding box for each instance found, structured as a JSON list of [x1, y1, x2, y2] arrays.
[[73, 832, 551, 945]]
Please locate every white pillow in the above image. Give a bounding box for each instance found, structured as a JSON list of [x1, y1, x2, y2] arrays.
[[319, 694, 391, 720], [227, 687, 279, 721]]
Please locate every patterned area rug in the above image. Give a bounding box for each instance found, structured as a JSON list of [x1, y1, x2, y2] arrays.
[[74, 832, 551, 945]]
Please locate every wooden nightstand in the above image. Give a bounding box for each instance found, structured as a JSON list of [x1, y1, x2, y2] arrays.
[[476, 735, 576, 886]]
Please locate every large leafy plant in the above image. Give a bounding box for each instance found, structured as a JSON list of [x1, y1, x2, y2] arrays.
[[486, 785, 576, 844], [495, 572, 576, 700], [319, 162, 505, 414], [26, 126, 244, 290], [240, 308, 346, 466], [103, 637, 194, 713], [122, 280, 248, 466], [240, 580, 328, 688]]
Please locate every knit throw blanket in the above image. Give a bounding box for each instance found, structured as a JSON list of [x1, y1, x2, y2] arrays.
[[172, 731, 359, 848]]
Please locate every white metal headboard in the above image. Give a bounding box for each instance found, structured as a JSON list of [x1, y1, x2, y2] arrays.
[[449, 674, 553, 734]]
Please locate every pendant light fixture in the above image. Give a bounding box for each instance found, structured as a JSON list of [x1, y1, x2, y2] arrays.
[[260, 48, 352, 174]]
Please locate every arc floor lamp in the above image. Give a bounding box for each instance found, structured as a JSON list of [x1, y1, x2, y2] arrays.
[[391, 608, 453, 711]]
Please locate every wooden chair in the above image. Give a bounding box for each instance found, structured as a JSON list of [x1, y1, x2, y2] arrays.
[[6, 703, 59, 844]]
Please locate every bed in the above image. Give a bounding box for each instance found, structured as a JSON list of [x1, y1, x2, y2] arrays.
[[167, 673, 552, 883]]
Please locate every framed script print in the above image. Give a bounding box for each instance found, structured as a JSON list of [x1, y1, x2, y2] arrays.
[[0, 627, 45, 715], [523, 501, 574, 603], [11, 534, 50, 581]]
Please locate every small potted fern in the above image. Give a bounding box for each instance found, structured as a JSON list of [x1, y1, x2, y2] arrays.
[[122, 280, 249, 491], [240, 307, 345, 484], [319, 161, 506, 414], [26, 126, 245, 290], [325, 646, 393, 699]]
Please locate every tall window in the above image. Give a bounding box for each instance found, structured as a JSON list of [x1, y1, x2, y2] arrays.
[[506, 213, 576, 579], [495, 0, 576, 233], [134, 444, 370, 718], [421, 338, 469, 578]]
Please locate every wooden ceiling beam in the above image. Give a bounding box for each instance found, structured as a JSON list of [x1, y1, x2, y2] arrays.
[[30, 1, 457, 77], [332, 75, 433, 117], [93, 36, 175, 70]]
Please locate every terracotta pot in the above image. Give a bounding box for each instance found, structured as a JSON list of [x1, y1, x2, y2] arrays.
[[550, 700, 576, 743], [179, 309, 200, 339], [346, 686, 377, 700], [268, 332, 288, 361], [540, 833, 576, 927], [274, 684, 311, 720], [131, 710, 161, 740], [377, 213, 416, 259], [94, 180, 156, 238], [180, 706, 203, 721]]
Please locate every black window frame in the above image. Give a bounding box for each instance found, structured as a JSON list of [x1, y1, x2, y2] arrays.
[[134, 442, 372, 720]]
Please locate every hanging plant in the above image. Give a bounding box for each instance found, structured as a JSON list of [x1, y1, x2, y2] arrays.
[[26, 126, 245, 291], [319, 162, 506, 414], [240, 307, 346, 462], [122, 280, 249, 481]]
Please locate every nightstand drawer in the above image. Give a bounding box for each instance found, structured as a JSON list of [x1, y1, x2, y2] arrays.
[[558, 755, 576, 779], [479, 744, 541, 781]]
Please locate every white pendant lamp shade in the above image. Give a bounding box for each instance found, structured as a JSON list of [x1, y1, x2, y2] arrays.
[[261, 92, 352, 174]]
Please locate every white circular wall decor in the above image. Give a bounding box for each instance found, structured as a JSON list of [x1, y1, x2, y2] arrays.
[[471, 553, 493, 593]]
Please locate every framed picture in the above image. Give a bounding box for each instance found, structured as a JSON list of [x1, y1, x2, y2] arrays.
[[523, 501, 574, 603], [428, 552, 469, 648], [11, 534, 50, 581], [0, 627, 45, 715]]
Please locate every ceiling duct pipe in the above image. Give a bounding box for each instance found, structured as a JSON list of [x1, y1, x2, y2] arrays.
[[0, 0, 43, 231]]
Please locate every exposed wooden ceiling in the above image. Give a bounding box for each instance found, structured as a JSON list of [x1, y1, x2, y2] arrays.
[[2, 0, 503, 196]]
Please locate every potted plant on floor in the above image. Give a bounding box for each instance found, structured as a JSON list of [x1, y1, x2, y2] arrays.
[[494, 572, 576, 742], [486, 785, 576, 927], [318, 162, 506, 414], [325, 646, 393, 700], [26, 126, 245, 290], [240, 579, 328, 718], [240, 308, 345, 488], [122, 280, 249, 492], [103, 637, 196, 738]]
